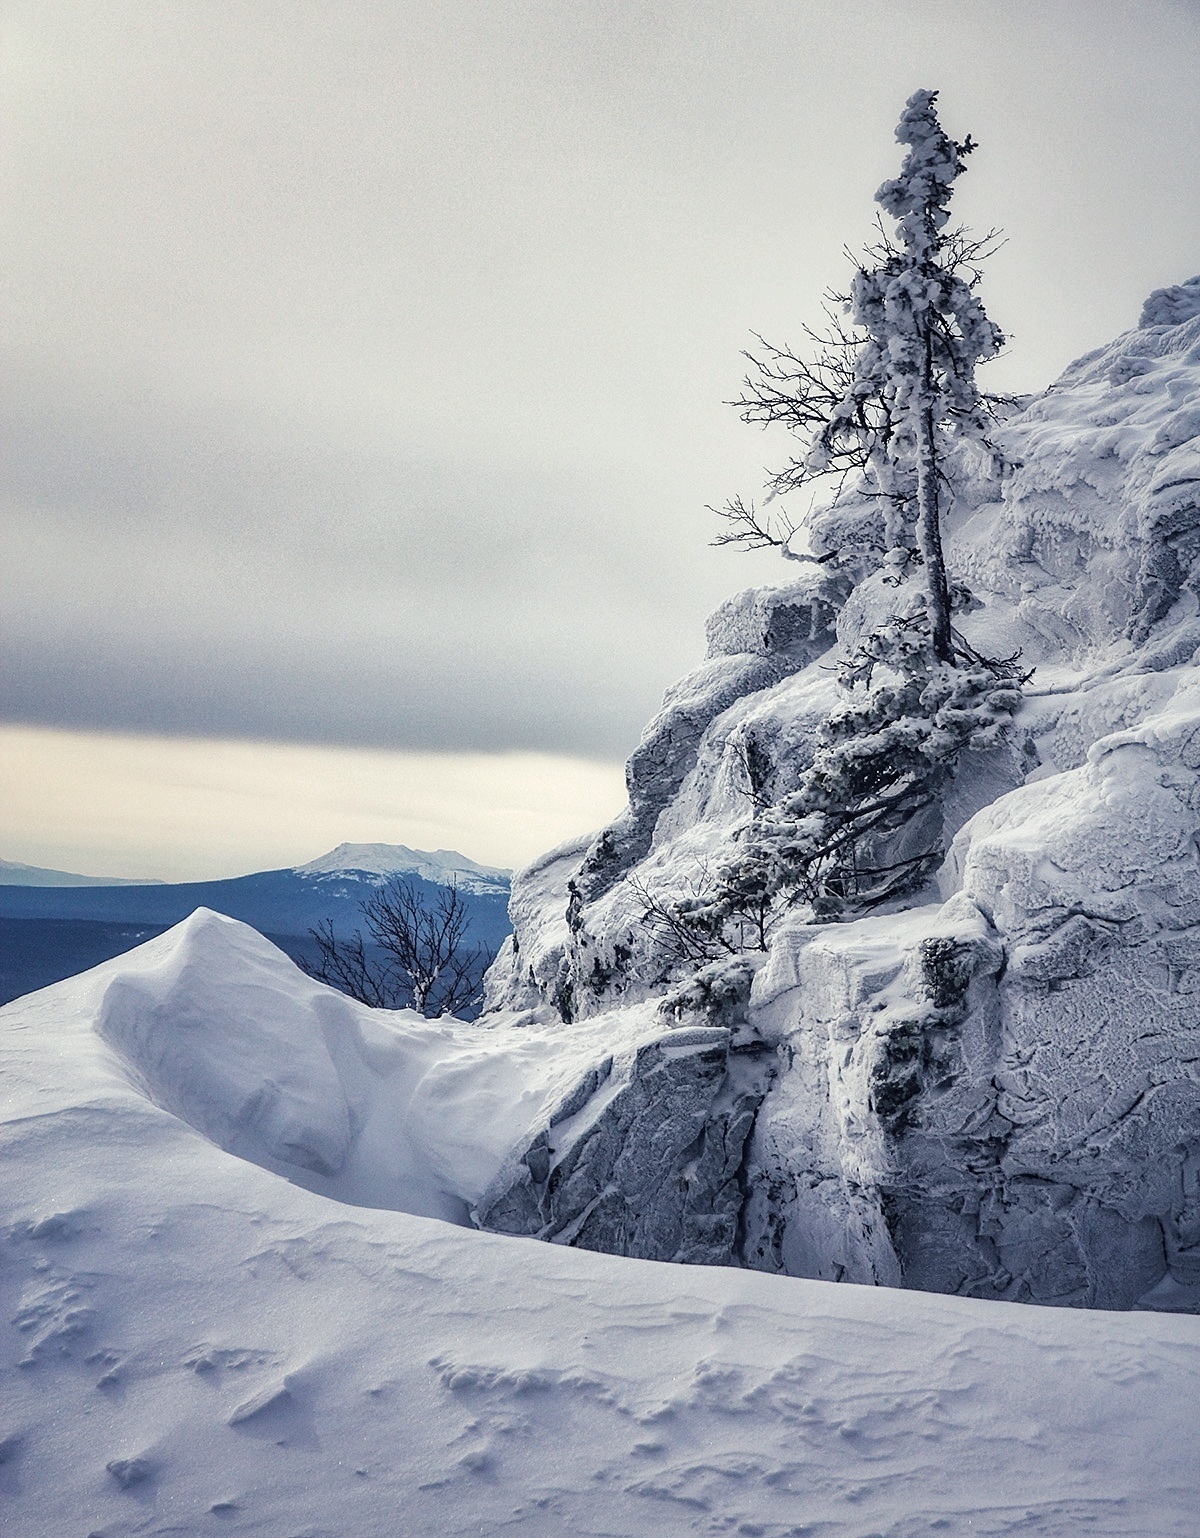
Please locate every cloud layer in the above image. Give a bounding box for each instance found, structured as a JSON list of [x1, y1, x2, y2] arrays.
[[5, 1, 1200, 770], [0, 725, 627, 880]]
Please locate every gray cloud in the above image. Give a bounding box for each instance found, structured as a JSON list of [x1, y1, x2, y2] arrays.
[[1, 358, 770, 753], [4, 1, 1200, 760]]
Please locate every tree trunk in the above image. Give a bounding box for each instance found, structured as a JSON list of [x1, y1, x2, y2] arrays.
[[914, 330, 954, 662]]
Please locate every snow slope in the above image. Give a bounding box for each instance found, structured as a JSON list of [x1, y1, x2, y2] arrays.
[[3, 913, 1199, 1536]]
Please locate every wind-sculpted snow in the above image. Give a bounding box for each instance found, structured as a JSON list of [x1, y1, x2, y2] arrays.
[[93, 910, 356, 1180], [955, 303, 1200, 650], [85, 909, 764, 1269], [4, 928, 1200, 1535], [65, 908, 714, 1226], [481, 282, 1200, 1313]]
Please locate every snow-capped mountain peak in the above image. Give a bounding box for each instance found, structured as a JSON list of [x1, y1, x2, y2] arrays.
[[294, 842, 510, 893]]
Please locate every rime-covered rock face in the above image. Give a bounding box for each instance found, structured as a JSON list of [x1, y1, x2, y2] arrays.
[[954, 302, 1200, 653], [480, 286, 1200, 1311], [474, 1026, 770, 1266]]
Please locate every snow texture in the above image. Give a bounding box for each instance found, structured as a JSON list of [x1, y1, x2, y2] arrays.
[[3, 911, 1199, 1535], [65, 908, 675, 1224], [1139, 275, 1200, 330]]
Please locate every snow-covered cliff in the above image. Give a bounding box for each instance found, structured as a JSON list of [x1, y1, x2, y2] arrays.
[[480, 278, 1200, 1310]]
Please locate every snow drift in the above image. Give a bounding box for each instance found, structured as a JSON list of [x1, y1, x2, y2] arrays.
[[64, 907, 680, 1223], [3, 907, 1200, 1535]]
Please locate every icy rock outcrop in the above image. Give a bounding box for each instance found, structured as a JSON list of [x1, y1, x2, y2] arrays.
[[741, 898, 1005, 1293], [939, 695, 1200, 1304], [487, 571, 846, 1018], [1140, 275, 1200, 329], [477, 283, 1200, 1310], [475, 1024, 768, 1265], [954, 294, 1200, 650], [482, 832, 592, 1018], [575, 569, 848, 905], [742, 827, 1200, 1310]]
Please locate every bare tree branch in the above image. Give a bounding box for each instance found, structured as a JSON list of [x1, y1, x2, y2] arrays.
[[301, 879, 495, 1018], [710, 495, 838, 562]]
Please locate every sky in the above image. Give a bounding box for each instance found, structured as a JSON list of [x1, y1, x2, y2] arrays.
[[3, 1, 1200, 880]]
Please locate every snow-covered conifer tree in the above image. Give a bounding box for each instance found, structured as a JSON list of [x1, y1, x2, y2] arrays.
[[719, 89, 1005, 661], [857, 88, 1004, 658], [673, 92, 1023, 948]]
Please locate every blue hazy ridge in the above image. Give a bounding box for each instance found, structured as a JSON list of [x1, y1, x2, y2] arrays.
[[0, 866, 512, 1009]]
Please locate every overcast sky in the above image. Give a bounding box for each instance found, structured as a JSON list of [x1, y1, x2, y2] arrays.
[[4, 2, 1200, 878]]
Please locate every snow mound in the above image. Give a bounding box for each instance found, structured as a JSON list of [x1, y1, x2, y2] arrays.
[[3, 919, 1200, 1535], [93, 910, 356, 1181], [42, 908, 684, 1222], [295, 841, 510, 892]]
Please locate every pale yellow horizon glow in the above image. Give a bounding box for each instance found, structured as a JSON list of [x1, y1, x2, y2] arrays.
[[0, 725, 628, 883]]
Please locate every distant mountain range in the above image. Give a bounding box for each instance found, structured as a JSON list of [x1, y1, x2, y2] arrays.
[[0, 857, 162, 887], [0, 844, 512, 1008]]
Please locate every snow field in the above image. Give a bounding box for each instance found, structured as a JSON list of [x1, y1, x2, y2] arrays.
[[3, 912, 1200, 1536]]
